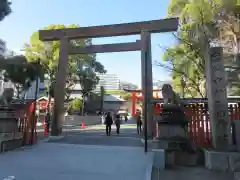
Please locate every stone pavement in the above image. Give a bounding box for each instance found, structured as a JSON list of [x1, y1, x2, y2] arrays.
[[0, 142, 150, 180], [2, 119, 234, 180], [38, 119, 141, 142], [151, 167, 234, 180], [47, 123, 143, 147]]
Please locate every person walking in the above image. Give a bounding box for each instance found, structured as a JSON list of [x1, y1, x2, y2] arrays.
[[45, 110, 51, 133], [137, 113, 142, 134], [115, 114, 121, 135], [124, 114, 128, 123], [105, 112, 113, 136]]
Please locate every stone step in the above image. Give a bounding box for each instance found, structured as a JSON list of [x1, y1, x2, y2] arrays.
[[151, 139, 196, 153], [0, 132, 24, 153], [1, 139, 23, 152], [165, 151, 201, 167]]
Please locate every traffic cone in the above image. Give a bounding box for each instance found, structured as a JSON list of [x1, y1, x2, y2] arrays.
[[81, 123, 85, 129]]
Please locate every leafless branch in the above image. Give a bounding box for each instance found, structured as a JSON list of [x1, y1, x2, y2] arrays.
[[171, 33, 205, 71], [155, 61, 204, 97]]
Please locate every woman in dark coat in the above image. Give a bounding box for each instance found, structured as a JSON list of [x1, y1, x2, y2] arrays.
[[115, 114, 121, 135], [137, 113, 142, 134], [105, 112, 113, 136]]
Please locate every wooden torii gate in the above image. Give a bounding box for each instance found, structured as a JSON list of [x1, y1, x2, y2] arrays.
[[123, 89, 161, 116], [38, 18, 179, 143]]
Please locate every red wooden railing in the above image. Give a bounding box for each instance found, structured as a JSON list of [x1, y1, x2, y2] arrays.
[[154, 103, 240, 148]]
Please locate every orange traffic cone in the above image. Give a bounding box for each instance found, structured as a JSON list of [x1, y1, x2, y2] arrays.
[[81, 123, 85, 129]]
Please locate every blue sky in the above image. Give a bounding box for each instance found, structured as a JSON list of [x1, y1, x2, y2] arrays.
[[0, 0, 176, 86]]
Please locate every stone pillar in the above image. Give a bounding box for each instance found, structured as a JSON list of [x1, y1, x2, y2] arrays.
[[205, 47, 231, 150], [141, 31, 153, 138], [51, 37, 69, 136]]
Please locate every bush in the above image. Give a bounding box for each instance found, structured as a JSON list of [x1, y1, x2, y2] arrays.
[[121, 93, 132, 100], [70, 98, 81, 110]]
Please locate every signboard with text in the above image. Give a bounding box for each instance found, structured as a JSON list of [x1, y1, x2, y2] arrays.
[[205, 47, 231, 150]]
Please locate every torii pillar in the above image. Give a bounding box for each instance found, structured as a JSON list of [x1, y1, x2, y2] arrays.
[[141, 31, 154, 138], [51, 37, 69, 136]]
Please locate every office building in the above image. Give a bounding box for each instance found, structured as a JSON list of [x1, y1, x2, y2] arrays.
[[24, 78, 46, 99], [0, 40, 15, 95], [5, 49, 17, 57], [120, 81, 138, 90], [95, 73, 121, 91], [0, 39, 6, 57]]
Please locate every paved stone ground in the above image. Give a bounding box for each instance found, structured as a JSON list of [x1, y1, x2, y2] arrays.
[[47, 123, 143, 147], [151, 167, 234, 180], [3, 119, 235, 180], [0, 143, 150, 180], [39, 119, 143, 147]]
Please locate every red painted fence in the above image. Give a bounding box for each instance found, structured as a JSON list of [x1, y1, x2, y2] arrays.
[[154, 103, 240, 147]]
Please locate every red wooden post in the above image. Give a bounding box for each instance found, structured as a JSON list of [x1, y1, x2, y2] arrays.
[[131, 92, 137, 116], [199, 104, 205, 146], [237, 103, 240, 120], [204, 103, 210, 145]]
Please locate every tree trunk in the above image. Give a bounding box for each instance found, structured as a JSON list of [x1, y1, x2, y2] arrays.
[[47, 85, 51, 113], [47, 75, 54, 113], [81, 95, 85, 116], [100, 86, 104, 113], [48, 76, 59, 136]]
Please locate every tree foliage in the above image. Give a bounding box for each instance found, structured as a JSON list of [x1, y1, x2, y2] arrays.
[[23, 24, 106, 101], [105, 90, 132, 100], [0, 56, 42, 98], [160, 0, 240, 97], [0, 0, 11, 22], [70, 98, 81, 110], [75, 51, 106, 98]]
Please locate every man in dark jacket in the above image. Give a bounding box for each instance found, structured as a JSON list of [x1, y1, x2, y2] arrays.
[[105, 112, 113, 136], [137, 113, 142, 134], [115, 114, 121, 135]]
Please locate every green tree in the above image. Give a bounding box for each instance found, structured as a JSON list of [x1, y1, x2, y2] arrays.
[[105, 90, 132, 100], [160, 0, 240, 96], [23, 24, 101, 108], [75, 56, 106, 115], [0, 0, 11, 22], [1, 56, 42, 98], [75, 54, 106, 98], [121, 93, 132, 100], [70, 98, 81, 111]]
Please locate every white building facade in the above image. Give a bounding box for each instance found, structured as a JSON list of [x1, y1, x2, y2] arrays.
[[95, 73, 121, 91], [0, 38, 6, 57], [0, 39, 14, 96]]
